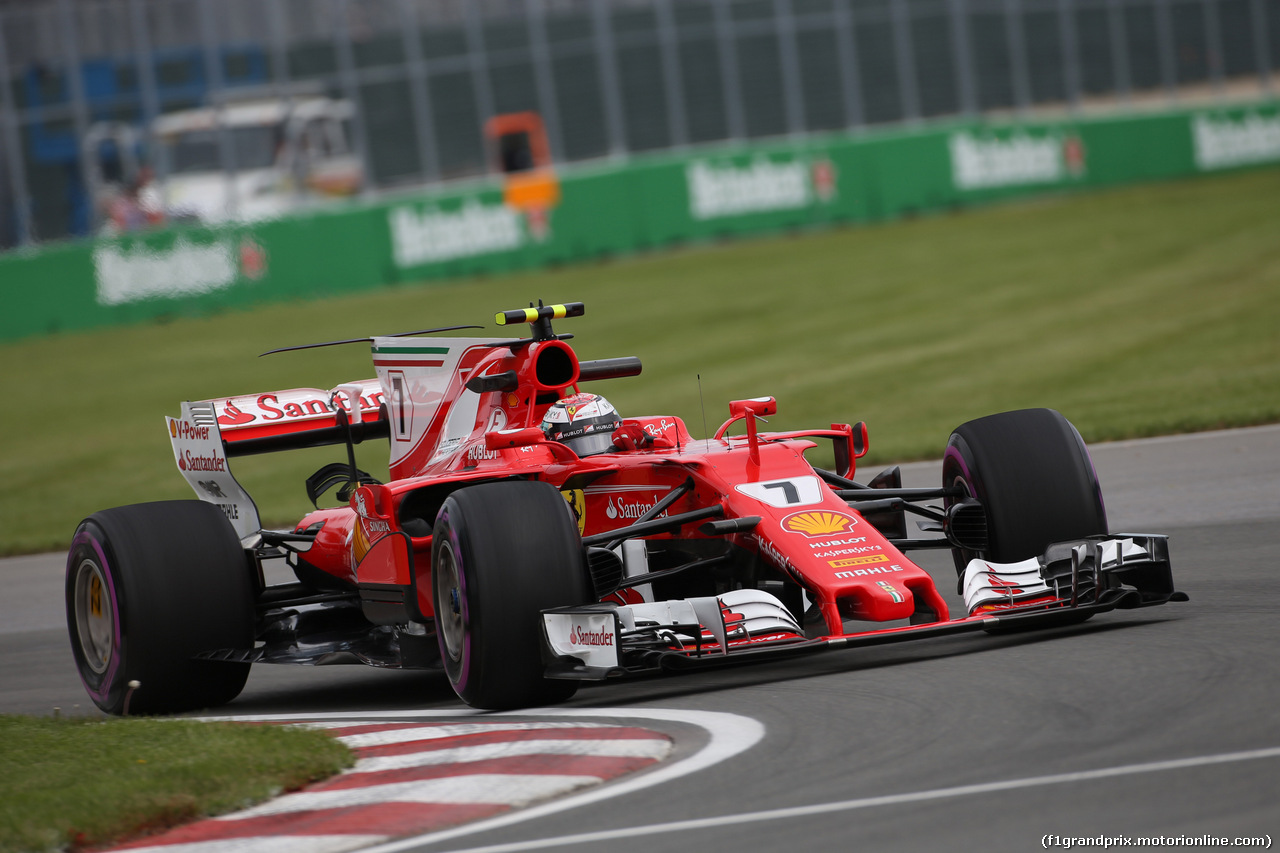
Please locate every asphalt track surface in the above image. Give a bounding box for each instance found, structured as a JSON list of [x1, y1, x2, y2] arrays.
[[4, 425, 1279, 852]]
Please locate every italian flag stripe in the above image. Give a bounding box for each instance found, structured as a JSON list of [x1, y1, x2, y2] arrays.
[[372, 346, 449, 355], [374, 358, 445, 368]]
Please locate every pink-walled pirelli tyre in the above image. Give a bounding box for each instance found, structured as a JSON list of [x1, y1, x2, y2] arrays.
[[66, 501, 254, 715], [432, 480, 589, 710], [943, 408, 1108, 576]]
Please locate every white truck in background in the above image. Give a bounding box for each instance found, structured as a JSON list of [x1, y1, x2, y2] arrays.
[[87, 90, 363, 233]]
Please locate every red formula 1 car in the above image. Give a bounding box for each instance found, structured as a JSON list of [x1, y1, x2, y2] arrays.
[[66, 302, 1186, 714]]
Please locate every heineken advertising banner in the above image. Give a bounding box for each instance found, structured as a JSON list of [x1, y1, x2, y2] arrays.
[[2, 100, 1277, 342], [1192, 109, 1280, 170]]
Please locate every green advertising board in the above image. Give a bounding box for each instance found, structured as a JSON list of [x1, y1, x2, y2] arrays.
[[2, 99, 1276, 342]]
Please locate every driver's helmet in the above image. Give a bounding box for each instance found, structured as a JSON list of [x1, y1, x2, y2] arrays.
[[541, 392, 622, 457]]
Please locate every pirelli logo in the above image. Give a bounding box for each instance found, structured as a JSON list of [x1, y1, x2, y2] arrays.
[[828, 554, 890, 569]]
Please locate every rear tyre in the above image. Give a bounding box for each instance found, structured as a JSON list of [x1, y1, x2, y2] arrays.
[[66, 501, 255, 715], [943, 409, 1108, 576], [432, 480, 589, 710]]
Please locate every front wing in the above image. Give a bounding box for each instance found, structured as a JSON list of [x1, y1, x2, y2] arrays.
[[540, 534, 1186, 680]]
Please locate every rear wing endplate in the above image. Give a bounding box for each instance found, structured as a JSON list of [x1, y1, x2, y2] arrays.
[[167, 401, 262, 539]]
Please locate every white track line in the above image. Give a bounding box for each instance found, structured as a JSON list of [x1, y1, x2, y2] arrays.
[[303, 721, 615, 748], [350, 739, 671, 774], [113, 837, 386, 853], [203, 708, 764, 853], [424, 744, 1280, 853], [220, 775, 604, 818]]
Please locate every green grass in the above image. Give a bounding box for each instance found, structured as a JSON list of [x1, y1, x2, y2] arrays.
[[2, 167, 1278, 555], [0, 715, 353, 853]]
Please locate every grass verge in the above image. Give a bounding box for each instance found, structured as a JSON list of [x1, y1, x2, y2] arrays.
[[2, 167, 1278, 554], [0, 715, 353, 853]]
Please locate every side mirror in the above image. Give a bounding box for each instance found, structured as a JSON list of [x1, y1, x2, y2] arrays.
[[728, 397, 777, 419], [724, 397, 777, 465], [485, 427, 544, 449]]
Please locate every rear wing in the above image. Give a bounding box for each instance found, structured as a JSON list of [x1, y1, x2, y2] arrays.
[[210, 381, 388, 449], [167, 381, 389, 539]]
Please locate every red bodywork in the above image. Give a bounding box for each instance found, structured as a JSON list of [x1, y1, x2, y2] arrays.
[[209, 325, 955, 645]]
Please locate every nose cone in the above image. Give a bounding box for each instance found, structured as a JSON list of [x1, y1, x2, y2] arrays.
[[830, 567, 916, 621]]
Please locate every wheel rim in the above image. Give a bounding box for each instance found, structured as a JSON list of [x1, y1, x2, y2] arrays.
[[73, 558, 115, 674], [435, 540, 465, 663]]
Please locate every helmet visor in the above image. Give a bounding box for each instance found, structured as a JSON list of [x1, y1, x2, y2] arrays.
[[562, 430, 618, 457]]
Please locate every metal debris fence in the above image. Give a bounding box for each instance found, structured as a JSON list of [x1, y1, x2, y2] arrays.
[[1, 0, 1276, 248]]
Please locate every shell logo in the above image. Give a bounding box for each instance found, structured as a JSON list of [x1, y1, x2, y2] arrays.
[[352, 520, 370, 564], [782, 510, 858, 537]]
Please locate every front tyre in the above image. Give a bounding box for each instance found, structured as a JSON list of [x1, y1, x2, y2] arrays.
[[432, 480, 589, 710], [943, 408, 1108, 575], [66, 501, 255, 715]]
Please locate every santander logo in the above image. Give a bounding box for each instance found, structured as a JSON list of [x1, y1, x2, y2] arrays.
[[217, 401, 255, 427], [177, 449, 225, 473], [604, 495, 667, 521], [569, 624, 614, 647]]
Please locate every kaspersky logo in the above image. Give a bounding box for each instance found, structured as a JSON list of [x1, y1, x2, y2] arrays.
[[782, 510, 858, 537]]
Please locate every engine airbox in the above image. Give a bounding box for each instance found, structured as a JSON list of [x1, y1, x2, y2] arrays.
[[521, 340, 580, 391]]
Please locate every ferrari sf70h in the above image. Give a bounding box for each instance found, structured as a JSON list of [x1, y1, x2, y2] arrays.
[[67, 302, 1185, 714]]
